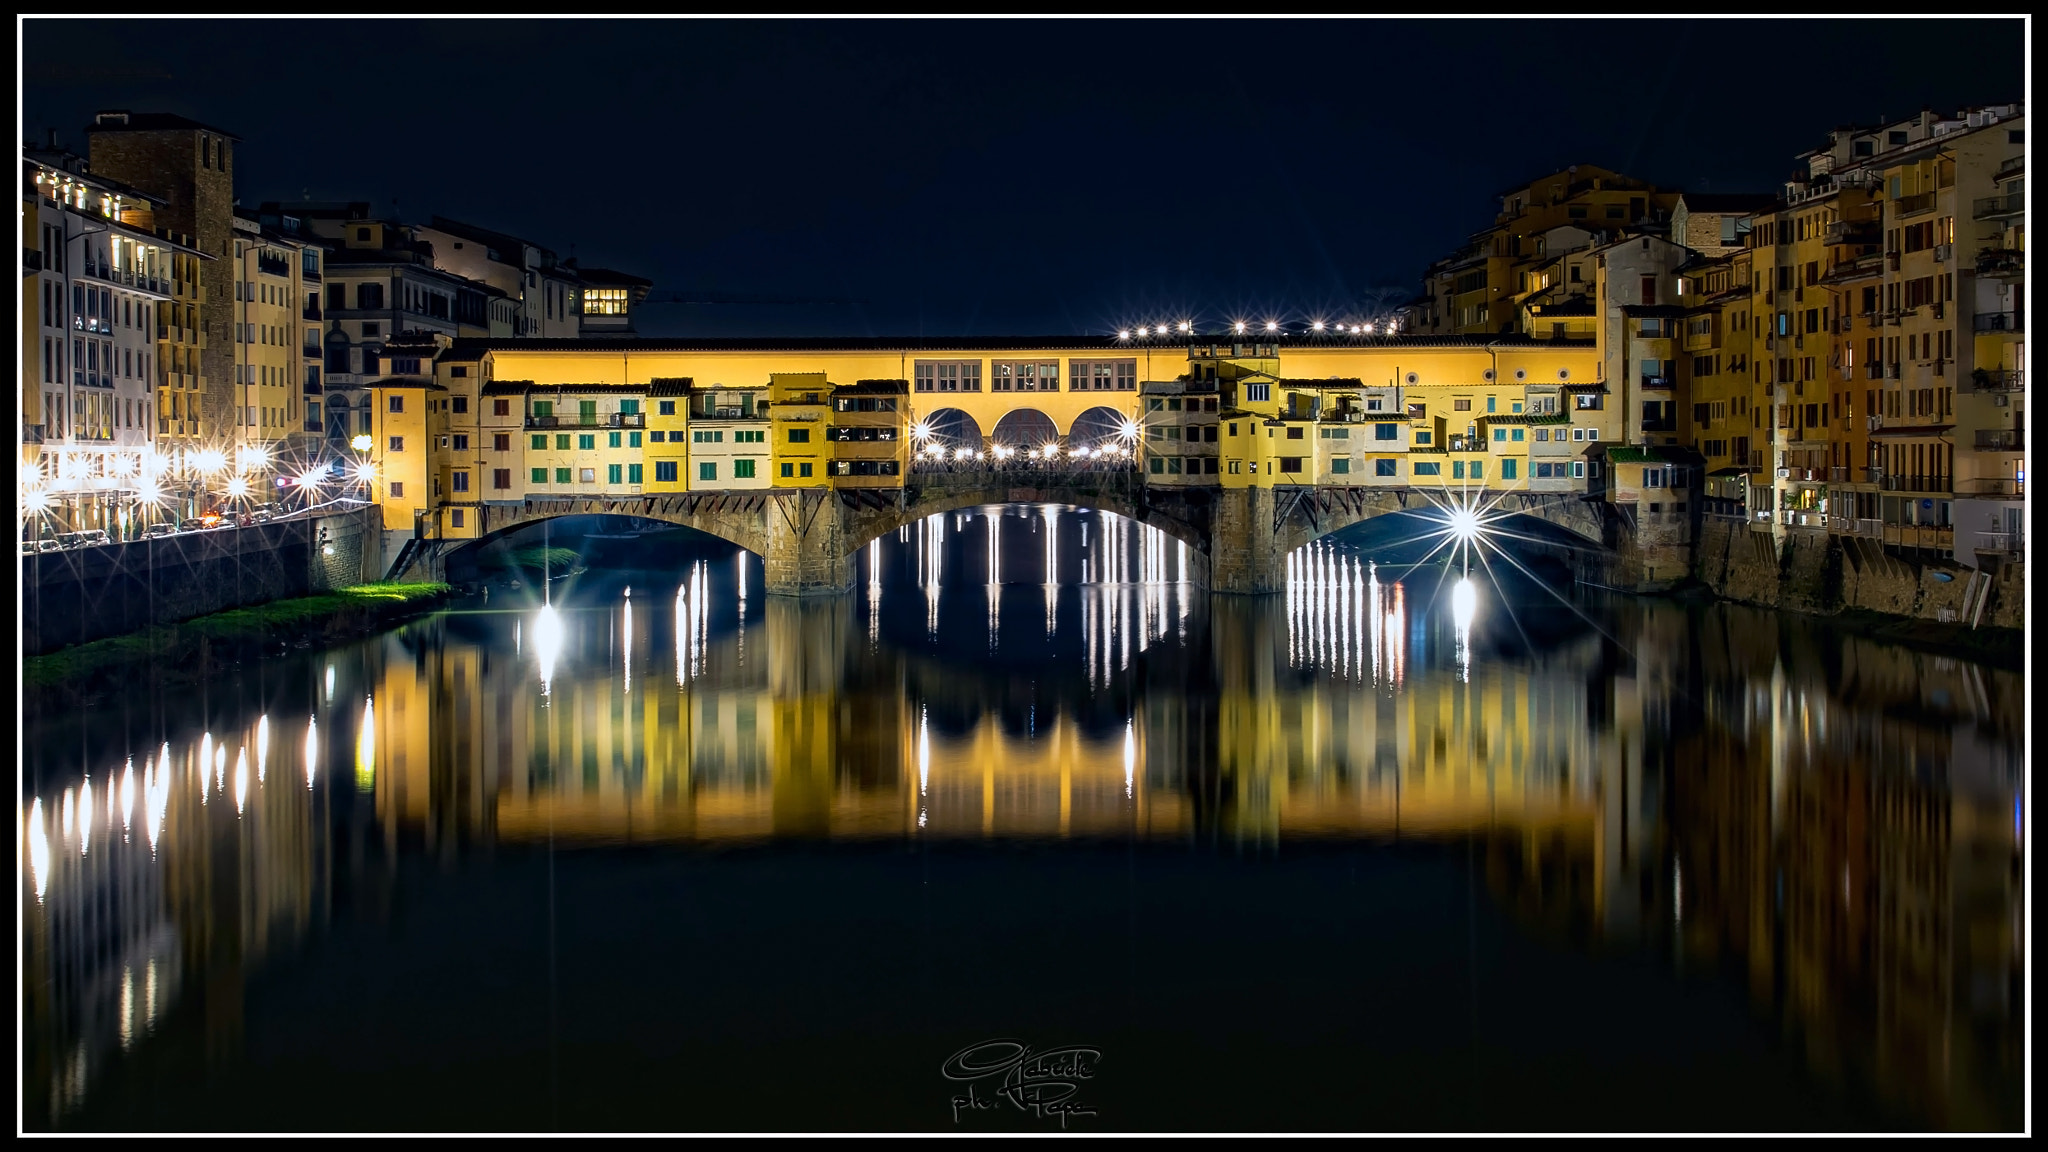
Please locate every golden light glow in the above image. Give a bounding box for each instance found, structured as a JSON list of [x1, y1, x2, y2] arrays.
[[350, 434, 374, 453], [355, 697, 376, 792], [28, 799, 50, 902]]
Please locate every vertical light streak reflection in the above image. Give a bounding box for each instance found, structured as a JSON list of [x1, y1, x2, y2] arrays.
[[684, 582, 700, 680], [233, 747, 249, 815], [63, 789, 75, 838], [622, 594, 634, 695], [145, 960, 158, 1032], [305, 717, 318, 791], [79, 778, 93, 856], [120, 759, 136, 834], [214, 744, 225, 794], [257, 714, 270, 784], [1123, 719, 1135, 799], [869, 538, 882, 643], [325, 664, 335, 701], [199, 732, 213, 804], [737, 551, 747, 603], [28, 799, 50, 902], [120, 966, 135, 1050], [534, 603, 563, 693], [356, 696, 376, 792], [1452, 576, 1476, 682]]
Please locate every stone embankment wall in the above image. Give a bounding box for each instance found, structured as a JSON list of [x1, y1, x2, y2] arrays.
[[22, 508, 385, 655], [1694, 518, 2023, 630]]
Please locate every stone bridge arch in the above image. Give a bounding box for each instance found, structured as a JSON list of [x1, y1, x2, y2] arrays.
[[1266, 486, 1611, 560]]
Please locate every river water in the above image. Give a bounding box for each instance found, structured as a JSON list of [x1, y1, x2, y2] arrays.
[[20, 506, 2026, 1132]]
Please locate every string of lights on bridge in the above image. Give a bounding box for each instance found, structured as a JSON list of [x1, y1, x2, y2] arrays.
[[1114, 316, 1403, 341]]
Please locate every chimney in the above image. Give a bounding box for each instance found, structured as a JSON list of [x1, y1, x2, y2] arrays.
[[94, 110, 130, 126]]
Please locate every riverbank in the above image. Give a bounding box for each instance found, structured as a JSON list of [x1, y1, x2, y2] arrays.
[[23, 582, 453, 706]]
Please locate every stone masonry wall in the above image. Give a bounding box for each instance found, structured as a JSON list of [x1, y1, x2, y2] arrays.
[[1695, 517, 2025, 630], [22, 507, 384, 656]]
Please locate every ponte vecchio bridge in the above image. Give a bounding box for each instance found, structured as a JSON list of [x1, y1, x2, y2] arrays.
[[368, 334, 1667, 594]]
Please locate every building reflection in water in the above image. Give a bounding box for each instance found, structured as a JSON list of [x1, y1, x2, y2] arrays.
[[18, 509, 2025, 1130]]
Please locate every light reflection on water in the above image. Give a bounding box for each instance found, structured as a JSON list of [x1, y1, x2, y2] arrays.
[[18, 506, 2027, 1131]]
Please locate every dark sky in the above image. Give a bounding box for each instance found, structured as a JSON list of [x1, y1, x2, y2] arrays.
[[23, 18, 2025, 337]]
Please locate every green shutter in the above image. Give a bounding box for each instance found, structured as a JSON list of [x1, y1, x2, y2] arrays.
[[608, 431, 621, 448], [533, 401, 553, 417], [629, 432, 641, 447], [628, 464, 643, 484], [531, 434, 547, 449], [734, 459, 755, 479], [556, 434, 571, 450], [555, 468, 571, 484], [620, 399, 639, 415], [578, 434, 595, 450], [531, 468, 547, 484]]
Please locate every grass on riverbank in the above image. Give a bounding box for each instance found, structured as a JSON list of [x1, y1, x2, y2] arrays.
[[476, 545, 581, 577], [24, 582, 451, 693]]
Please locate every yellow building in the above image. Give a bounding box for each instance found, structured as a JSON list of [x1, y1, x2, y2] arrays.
[[229, 212, 315, 460], [769, 372, 831, 486]]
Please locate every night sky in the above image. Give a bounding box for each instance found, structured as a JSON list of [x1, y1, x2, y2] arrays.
[[22, 18, 2026, 337]]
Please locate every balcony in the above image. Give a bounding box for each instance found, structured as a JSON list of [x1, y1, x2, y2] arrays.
[[1963, 368, 2024, 393], [1973, 429, 2023, 452], [1640, 419, 1677, 433], [1973, 312, 2022, 334], [1894, 191, 1937, 217], [1822, 220, 1879, 246], [524, 412, 646, 430], [1878, 473, 1951, 493], [1829, 466, 1851, 483], [257, 253, 291, 277], [1972, 192, 2023, 220], [1446, 435, 1483, 453], [1638, 375, 1672, 390], [1975, 531, 2025, 555], [303, 302, 322, 321], [1831, 517, 1884, 539], [1953, 477, 2024, 497], [1974, 248, 2023, 278]]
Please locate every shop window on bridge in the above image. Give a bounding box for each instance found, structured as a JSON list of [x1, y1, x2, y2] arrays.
[[1332, 458, 1350, 474], [694, 430, 723, 443], [1574, 393, 1602, 410], [733, 460, 754, 479], [578, 468, 596, 483], [555, 468, 572, 484], [1278, 457, 1304, 474], [609, 432, 622, 448], [629, 464, 644, 483], [578, 434, 596, 450], [1413, 462, 1441, 476], [655, 461, 678, 483], [1414, 430, 1432, 445], [494, 469, 512, 489], [992, 361, 1058, 391], [1070, 359, 1136, 391], [700, 462, 718, 481], [915, 361, 982, 392], [1374, 423, 1399, 440], [788, 428, 810, 443], [736, 430, 765, 443], [1243, 383, 1271, 403], [532, 468, 548, 485], [1374, 459, 1398, 477], [1502, 459, 1517, 479], [608, 464, 622, 484], [659, 400, 677, 415]]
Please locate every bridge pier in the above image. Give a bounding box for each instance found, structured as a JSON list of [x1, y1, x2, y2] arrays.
[[761, 490, 855, 597], [1207, 487, 1288, 595]]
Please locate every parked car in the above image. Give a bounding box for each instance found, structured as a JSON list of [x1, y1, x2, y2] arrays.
[[249, 502, 279, 522], [54, 530, 111, 550], [140, 522, 179, 540], [37, 539, 64, 553], [179, 518, 210, 532]]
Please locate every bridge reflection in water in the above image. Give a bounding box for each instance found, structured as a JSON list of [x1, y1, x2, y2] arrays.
[[19, 508, 2025, 1131]]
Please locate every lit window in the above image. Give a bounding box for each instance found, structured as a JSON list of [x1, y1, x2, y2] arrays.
[[583, 288, 629, 315]]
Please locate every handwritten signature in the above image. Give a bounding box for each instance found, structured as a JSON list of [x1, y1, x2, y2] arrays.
[[943, 1038, 1101, 1127]]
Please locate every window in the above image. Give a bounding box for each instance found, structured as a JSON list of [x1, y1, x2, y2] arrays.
[[388, 436, 404, 452], [1374, 458, 1397, 477], [491, 468, 512, 490], [608, 432, 622, 448], [693, 430, 723, 443], [389, 395, 404, 413], [388, 482, 403, 497], [1501, 459, 1517, 480], [391, 357, 422, 375], [914, 360, 983, 392], [582, 288, 629, 315], [531, 434, 548, 449], [780, 463, 794, 478], [555, 468, 572, 484], [1511, 429, 1524, 442], [659, 400, 677, 415], [1454, 399, 1472, 411], [531, 467, 548, 484], [1278, 457, 1304, 474], [650, 431, 665, 443], [1374, 424, 1398, 441], [493, 434, 511, 452], [1285, 427, 1303, 440], [1244, 383, 1271, 403], [629, 432, 641, 447], [1414, 431, 1432, 445], [578, 468, 596, 483], [800, 463, 813, 478], [1640, 276, 1657, 305], [699, 462, 718, 481], [1414, 462, 1442, 476], [628, 464, 643, 484], [620, 400, 640, 415], [655, 461, 678, 483], [735, 430, 765, 443], [1331, 458, 1350, 474], [578, 434, 595, 450], [734, 459, 755, 479], [788, 428, 810, 443], [991, 360, 1058, 391], [451, 471, 470, 492], [1069, 359, 1137, 391], [608, 464, 623, 484]]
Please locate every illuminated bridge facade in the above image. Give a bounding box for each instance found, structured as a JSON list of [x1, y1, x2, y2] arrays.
[[365, 334, 1662, 593]]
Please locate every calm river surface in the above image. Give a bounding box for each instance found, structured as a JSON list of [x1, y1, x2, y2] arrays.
[[20, 507, 2026, 1132]]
